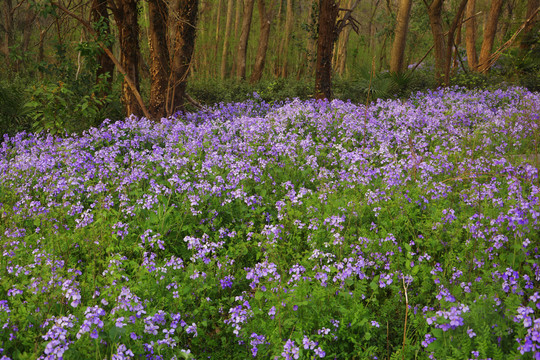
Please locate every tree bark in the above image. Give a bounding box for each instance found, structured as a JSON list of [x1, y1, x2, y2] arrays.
[[249, 0, 273, 83], [280, 0, 294, 77], [236, 0, 254, 79], [234, 0, 242, 37], [1, 0, 14, 67], [477, 0, 503, 73], [315, 0, 339, 99], [333, 0, 354, 76], [221, 0, 234, 79], [169, 0, 198, 114], [109, 0, 143, 116], [273, 0, 284, 76], [465, 0, 478, 70], [335, 25, 352, 76], [444, 0, 468, 85], [305, 0, 318, 77], [21, 3, 36, 56], [148, 0, 170, 119], [426, 0, 446, 86], [214, 0, 222, 61], [520, 0, 539, 50], [92, 0, 115, 93], [389, 0, 413, 73]]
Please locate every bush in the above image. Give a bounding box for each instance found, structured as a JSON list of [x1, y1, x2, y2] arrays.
[[0, 80, 32, 137]]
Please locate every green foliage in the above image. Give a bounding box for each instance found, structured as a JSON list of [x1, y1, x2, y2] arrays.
[[25, 75, 113, 135], [187, 78, 314, 108], [0, 80, 32, 137], [451, 71, 489, 89]]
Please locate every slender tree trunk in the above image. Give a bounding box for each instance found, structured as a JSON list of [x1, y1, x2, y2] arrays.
[[465, 0, 478, 70], [305, 0, 317, 77], [444, 0, 468, 85], [452, 10, 464, 77], [169, 0, 198, 114], [92, 0, 115, 92], [389, 0, 413, 73], [38, 28, 46, 63], [333, 0, 353, 76], [280, 0, 294, 77], [498, 0, 514, 43], [232, 0, 242, 73], [21, 4, 36, 54], [477, 0, 503, 73], [2, 0, 14, 67], [236, 0, 254, 79], [336, 26, 352, 76], [368, 0, 381, 54], [109, 0, 143, 116], [250, 0, 273, 83], [315, 0, 339, 99], [221, 0, 234, 79], [234, 0, 242, 37], [520, 0, 539, 50], [273, 0, 284, 76], [426, 0, 446, 85], [214, 0, 222, 61], [148, 0, 170, 119]]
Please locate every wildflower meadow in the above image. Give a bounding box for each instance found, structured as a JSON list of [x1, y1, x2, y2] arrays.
[[0, 87, 539, 359]]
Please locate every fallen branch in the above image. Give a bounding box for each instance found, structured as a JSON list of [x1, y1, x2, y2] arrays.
[[185, 93, 203, 110]]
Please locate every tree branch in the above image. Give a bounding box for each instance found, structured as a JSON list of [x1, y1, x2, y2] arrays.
[[478, 6, 540, 73], [49, 0, 152, 120]]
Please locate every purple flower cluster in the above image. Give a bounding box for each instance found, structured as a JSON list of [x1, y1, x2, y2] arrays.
[[0, 87, 539, 358]]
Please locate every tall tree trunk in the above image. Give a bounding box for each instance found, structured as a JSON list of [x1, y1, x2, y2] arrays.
[[273, 0, 284, 76], [232, 0, 242, 73], [426, 0, 446, 86], [335, 25, 352, 76], [21, 3, 36, 55], [250, 0, 273, 83], [333, 0, 353, 76], [477, 0, 503, 73], [305, 0, 318, 77], [389, 0, 413, 73], [236, 0, 254, 79], [315, 0, 339, 99], [444, 0, 468, 85], [280, 0, 294, 77], [221, 0, 234, 79], [92, 0, 115, 92], [2, 0, 14, 68], [465, 0, 478, 70], [498, 0, 514, 43], [234, 0, 242, 37], [169, 0, 198, 114], [520, 0, 539, 50], [148, 0, 170, 119], [368, 0, 381, 54], [452, 10, 464, 77], [214, 0, 222, 61], [109, 0, 143, 116]]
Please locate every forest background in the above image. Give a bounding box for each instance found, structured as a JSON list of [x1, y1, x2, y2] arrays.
[[0, 0, 538, 136]]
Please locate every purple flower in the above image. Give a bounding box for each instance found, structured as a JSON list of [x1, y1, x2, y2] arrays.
[[282, 339, 300, 360]]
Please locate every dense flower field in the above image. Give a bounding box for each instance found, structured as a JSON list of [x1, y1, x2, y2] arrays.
[[0, 87, 539, 359]]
